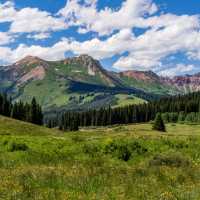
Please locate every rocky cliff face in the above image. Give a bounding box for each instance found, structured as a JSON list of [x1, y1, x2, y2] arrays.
[[63, 55, 101, 76], [162, 73, 200, 93], [62, 54, 123, 87], [0, 56, 48, 87], [0, 55, 124, 89], [118, 70, 200, 94]]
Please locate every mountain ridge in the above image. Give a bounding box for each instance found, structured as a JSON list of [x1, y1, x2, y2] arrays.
[[0, 55, 149, 111], [0, 54, 199, 110]]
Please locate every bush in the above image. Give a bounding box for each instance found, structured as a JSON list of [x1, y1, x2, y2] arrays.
[[149, 153, 190, 167], [117, 144, 132, 161], [83, 143, 101, 157], [2, 140, 8, 145], [129, 141, 148, 155], [104, 140, 147, 161], [7, 141, 29, 152], [104, 141, 132, 161]]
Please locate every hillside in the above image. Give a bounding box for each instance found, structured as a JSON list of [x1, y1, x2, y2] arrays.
[[163, 73, 200, 93], [119, 70, 180, 95], [119, 70, 200, 95], [0, 115, 59, 136], [0, 55, 151, 111], [1, 54, 200, 111], [1, 115, 200, 199]]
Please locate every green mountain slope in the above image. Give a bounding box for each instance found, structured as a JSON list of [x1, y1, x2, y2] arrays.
[[1, 54, 200, 112], [118, 70, 180, 95], [0, 55, 153, 111], [4, 54, 200, 111]]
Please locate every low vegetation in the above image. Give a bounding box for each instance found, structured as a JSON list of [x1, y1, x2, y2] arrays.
[[1, 115, 200, 199]]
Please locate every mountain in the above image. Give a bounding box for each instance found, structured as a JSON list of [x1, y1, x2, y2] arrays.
[[118, 70, 181, 95], [162, 73, 200, 93], [118, 70, 200, 95], [0, 55, 149, 111], [0, 54, 199, 111]]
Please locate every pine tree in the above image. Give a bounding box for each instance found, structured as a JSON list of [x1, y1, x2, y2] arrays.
[[11, 103, 18, 119], [69, 115, 79, 131], [153, 113, 166, 132], [30, 97, 37, 124], [30, 97, 43, 125], [178, 111, 186, 122]]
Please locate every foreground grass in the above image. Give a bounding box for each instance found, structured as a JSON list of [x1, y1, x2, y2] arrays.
[[1, 116, 200, 199]]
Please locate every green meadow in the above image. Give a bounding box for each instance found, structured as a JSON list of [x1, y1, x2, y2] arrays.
[[1, 116, 200, 199]]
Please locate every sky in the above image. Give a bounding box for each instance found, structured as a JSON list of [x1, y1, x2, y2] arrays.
[[0, 0, 200, 76]]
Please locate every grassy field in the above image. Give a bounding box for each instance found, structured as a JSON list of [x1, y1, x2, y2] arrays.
[[112, 94, 146, 108], [1, 116, 200, 199]]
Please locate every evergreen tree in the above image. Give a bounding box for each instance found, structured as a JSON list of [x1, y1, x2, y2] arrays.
[[0, 93, 43, 125], [11, 103, 18, 119], [69, 115, 79, 131], [178, 111, 186, 122], [46, 91, 200, 129], [153, 113, 166, 132], [30, 97, 43, 125], [30, 97, 37, 124]]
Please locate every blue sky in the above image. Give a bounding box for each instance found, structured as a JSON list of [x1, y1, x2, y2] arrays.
[[0, 0, 200, 76]]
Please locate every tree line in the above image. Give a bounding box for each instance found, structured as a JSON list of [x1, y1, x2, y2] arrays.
[[0, 93, 43, 125], [162, 112, 200, 123], [46, 92, 200, 131]]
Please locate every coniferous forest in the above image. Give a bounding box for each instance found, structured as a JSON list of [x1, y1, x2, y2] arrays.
[[1, 92, 200, 130], [45, 92, 200, 130], [0, 94, 43, 125]]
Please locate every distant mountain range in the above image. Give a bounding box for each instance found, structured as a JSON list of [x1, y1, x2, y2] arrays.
[[0, 54, 199, 111]]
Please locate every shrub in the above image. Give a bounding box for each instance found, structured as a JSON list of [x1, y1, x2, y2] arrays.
[[117, 144, 132, 161], [104, 141, 132, 161], [149, 153, 190, 167], [104, 140, 148, 161], [129, 141, 148, 155], [7, 141, 29, 152], [2, 140, 8, 145], [104, 141, 118, 154], [83, 143, 101, 157]]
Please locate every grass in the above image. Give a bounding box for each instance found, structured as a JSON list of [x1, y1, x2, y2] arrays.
[[120, 76, 179, 95], [1, 116, 200, 199], [112, 94, 146, 108], [15, 61, 149, 111]]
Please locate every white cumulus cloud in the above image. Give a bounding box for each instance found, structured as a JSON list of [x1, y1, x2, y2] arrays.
[[158, 64, 196, 77], [58, 0, 158, 36], [0, 0, 200, 76]]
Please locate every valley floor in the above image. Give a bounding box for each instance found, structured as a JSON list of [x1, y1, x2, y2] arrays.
[[0, 116, 200, 199]]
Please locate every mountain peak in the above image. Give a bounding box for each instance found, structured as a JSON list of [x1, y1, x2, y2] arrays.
[[78, 54, 94, 59], [63, 54, 102, 75], [75, 54, 99, 65], [15, 56, 46, 66]]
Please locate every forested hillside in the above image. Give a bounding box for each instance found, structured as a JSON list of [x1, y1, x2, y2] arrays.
[[46, 92, 200, 130], [0, 55, 155, 111], [2, 55, 200, 112]]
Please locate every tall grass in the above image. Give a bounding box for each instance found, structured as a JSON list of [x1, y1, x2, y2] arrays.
[[1, 117, 200, 199]]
